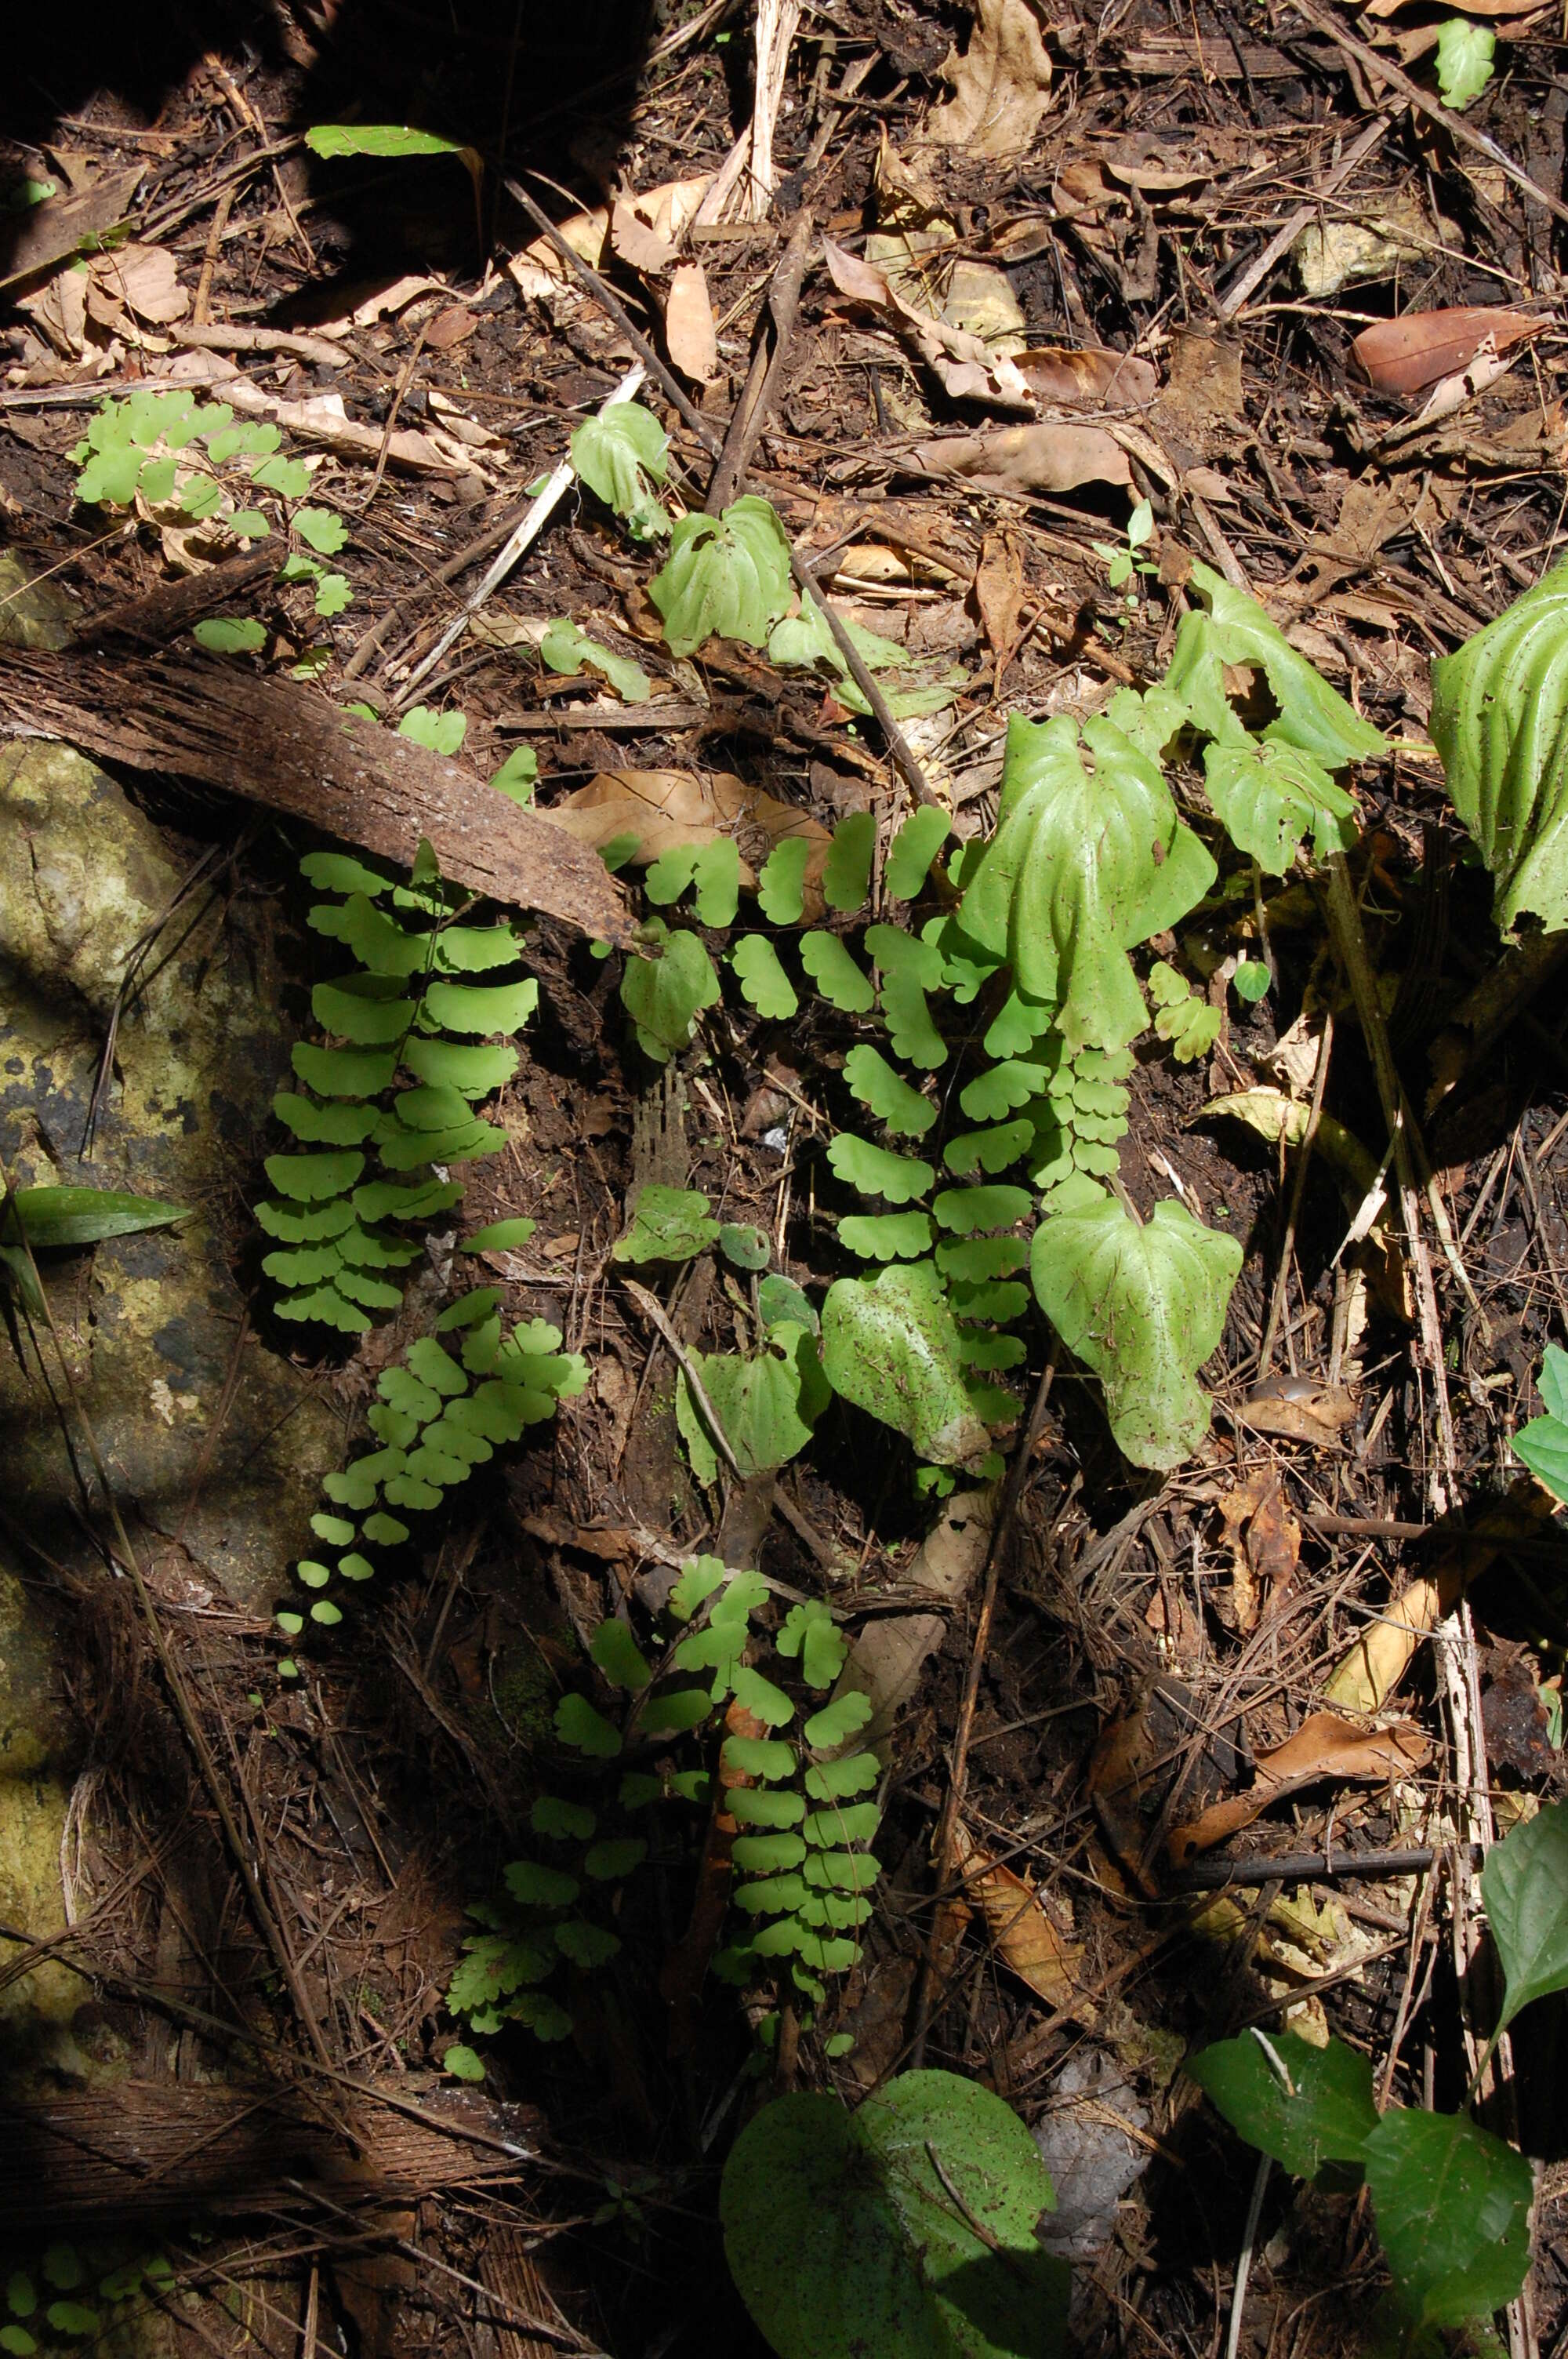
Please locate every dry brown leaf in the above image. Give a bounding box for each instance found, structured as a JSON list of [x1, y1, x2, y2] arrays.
[[1017, 345, 1159, 407], [665, 262, 718, 384], [424, 304, 478, 352], [510, 176, 713, 299], [831, 1486, 996, 1754], [1294, 188, 1437, 298], [542, 769, 829, 894], [1408, 343, 1522, 428], [1240, 1383, 1361, 1445], [16, 266, 89, 358], [1352, 306, 1544, 397], [220, 381, 485, 479], [929, 0, 1054, 157], [1218, 1474, 1300, 1631], [1167, 1712, 1430, 1866], [974, 530, 1026, 674], [822, 236, 1033, 410], [949, 1820, 1083, 2009], [912, 423, 1131, 495], [1087, 1677, 1250, 1896], [88, 243, 188, 325]]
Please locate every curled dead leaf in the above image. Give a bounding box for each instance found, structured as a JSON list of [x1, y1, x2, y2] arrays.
[[822, 236, 1033, 411], [664, 261, 718, 384], [928, 0, 1053, 158], [1218, 1474, 1301, 1630], [1017, 346, 1159, 407], [1352, 307, 1545, 398], [1087, 1677, 1250, 1896], [913, 423, 1131, 495], [1166, 1711, 1430, 1866], [831, 1486, 996, 1756], [1240, 1381, 1360, 1446], [948, 1820, 1085, 2012]]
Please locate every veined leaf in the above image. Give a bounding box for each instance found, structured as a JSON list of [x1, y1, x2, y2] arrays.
[[539, 617, 652, 703], [821, 1260, 991, 1466], [1435, 15, 1494, 105], [843, 1045, 936, 1138], [1480, 1799, 1568, 2039], [885, 808, 952, 900], [731, 934, 799, 1019], [620, 922, 722, 1059], [826, 1135, 934, 1205], [648, 495, 793, 657], [436, 922, 522, 973], [614, 1183, 719, 1265], [767, 604, 912, 682], [1202, 737, 1357, 874], [1364, 2110, 1532, 2328], [823, 812, 875, 915], [684, 1325, 829, 1475], [800, 932, 874, 1013], [958, 711, 1216, 1053], [292, 1042, 397, 1098], [571, 402, 670, 541], [193, 616, 266, 655], [777, 1599, 848, 1691], [0, 1186, 191, 1249], [758, 837, 811, 924], [1431, 561, 1568, 929], [1188, 2031, 1380, 2179], [1030, 1183, 1241, 1469], [837, 1211, 935, 1260], [1164, 562, 1388, 772]]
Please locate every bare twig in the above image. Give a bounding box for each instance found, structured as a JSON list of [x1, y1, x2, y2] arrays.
[[1257, 1009, 1333, 1378], [1218, 116, 1391, 316]]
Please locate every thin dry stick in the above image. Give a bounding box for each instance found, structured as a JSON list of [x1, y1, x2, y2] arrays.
[[909, 1353, 1058, 2066], [1217, 115, 1390, 317], [1257, 1009, 1334, 1378], [191, 186, 235, 326], [706, 210, 815, 515]]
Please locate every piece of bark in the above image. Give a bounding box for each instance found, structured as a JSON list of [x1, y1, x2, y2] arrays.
[[0, 642, 632, 944], [80, 548, 278, 646]]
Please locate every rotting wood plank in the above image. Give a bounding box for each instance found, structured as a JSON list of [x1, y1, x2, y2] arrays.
[[0, 643, 633, 947], [0, 2081, 546, 2231]]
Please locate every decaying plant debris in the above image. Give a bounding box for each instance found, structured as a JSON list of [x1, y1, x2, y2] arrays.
[[4, 0, 1568, 2354]]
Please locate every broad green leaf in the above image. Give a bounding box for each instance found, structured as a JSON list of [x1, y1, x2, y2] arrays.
[[732, 1832, 808, 1874], [614, 1183, 719, 1265], [823, 812, 876, 915], [731, 1787, 808, 1828], [758, 837, 811, 923], [827, 1134, 935, 1205], [1202, 737, 1357, 873], [844, 1046, 936, 1138], [295, 505, 349, 554], [250, 455, 311, 499], [959, 711, 1217, 1054], [1030, 1184, 1242, 1470], [1232, 957, 1271, 1003], [648, 494, 793, 656], [802, 1801, 879, 1847], [800, 931, 874, 1013], [1515, 1350, 1568, 1499], [838, 1211, 935, 1260], [1165, 562, 1388, 771], [804, 1752, 879, 1801], [306, 122, 468, 158], [534, 1796, 597, 1840], [434, 923, 523, 976], [759, 1274, 817, 1332], [554, 1693, 622, 1757], [1431, 561, 1568, 929], [399, 705, 467, 755], [735, 1874, 811, 1914], [1188, 2032, 1380, 2179], [866, 925, 948, 1068], [491, 746, 539, 804], [554, 1919, 621, 1966], [570, 402, 670, 541], [620, 923, 722, 1060], [590, 1616, 652, 1692], [1480, 1799, 1568, 2039], [822, 1261, 991, 1467], [1364, 2110, 1532, 2328], [885, 808, 952, 900], [731, 933, 799, 1019], [731, 1664, 796, 1725], [669, 1554, 729, 1620], [641, 1685, 716, 1737], [720, 2071, 1068, 2359], [443, 2042, 485, 2081], [461, 1217, 536, 1255], [0, 1186, 190, 1249], [583, 1837, 648, 1880], [300, 851, 390, 896], [778, 1599, 848, 1690], [724, 1734, 798, 1779], [767, 604, 911, 681], [539, 617, 651, 703], [193, 616, 266, 655], [688, 1326, 829, 1474], [1436, 15, 1495, 104], [505, 1859, 579, 1908]]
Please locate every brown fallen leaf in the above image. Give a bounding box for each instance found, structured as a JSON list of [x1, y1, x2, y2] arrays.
[[1218, 1474, 1301, 1631], [543, 768, 829, 892], [973, 529, 1026, 677], [822, 235, 1033, 411], [912, 423, 1131, 495], [1240, 1383, 1361, 1446], [1166, 1711, 1430, 1866], [1353, 307, 1544, 398], [929, 0, 1053, 157], [665, 261, 718, 384], [1017, 346, 1159, 407], [1087, 1677, 1250, 1896], [832, 1486, 996, 1755], [423, 304, 478, 352], [510, 175, 714, 299], [0, 164, 144, 296], [87, 243, 189, 326], [949, 1819, 1083, 2009]]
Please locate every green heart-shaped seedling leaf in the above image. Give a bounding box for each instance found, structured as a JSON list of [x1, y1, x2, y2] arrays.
[[827, 1135, 935, 1205], [1480, 1798, 1568, 2041], [959, 712, 1217, 1055], [443, 2041, 486, 2082], [758, 837, 811, 924], [768, 604, 911, 682], [1232, 957, 1271, 1003], [720, 1222, 771, 1270], [822, 1261, 991, 1467], [843, 1046, 936, 1139], [397, 703, 467, 755], [621, 922, 722, 1059], [823, 812, 875, 915], [731, 933, 799, 1019], [721, 2071, 1068, 2359], [1149, 962, 1222, 1064], [1165, 563, 1388, 772], [1435, 13, 1495, 105], [1515, 1349, 1568, 1499], [885, 808, 952, 901], [0, 1186, 191, 1249], [759, 1274, 817, 1333], [838, 1211, 935, 1261], [295, 505, 349, 555], [1188, 2031, 1379, 2179], [540, 616, 652, 703], [614, 1183, 719, 1266], [571, 401, 670, 541], [800, 932, 874, 1013], [1031, 1185, 1242, 1470], [491, 745, 539, 804], [778, 1600, 848, 1692], [1364, 2110, 1532, 2328], [1202, 738, 1357, 874], [193, 616, 267, 655], [648, 494, 793, 656]]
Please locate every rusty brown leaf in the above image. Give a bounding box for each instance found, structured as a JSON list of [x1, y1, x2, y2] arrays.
[[665, 262, 718, 384], [1017, 346, 1159, 406], [949, 1820, 1082, 2008], [912, 423, 1131, 495], [1352, 307, 1545, 398], [1166, 1711, 1430, 1866], [1218, 1474, 1301, 1631], [973, 530, 1026, 676]]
